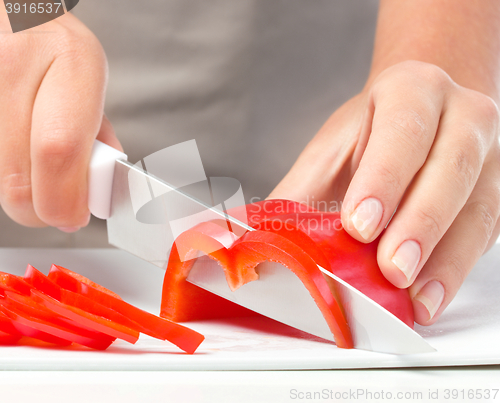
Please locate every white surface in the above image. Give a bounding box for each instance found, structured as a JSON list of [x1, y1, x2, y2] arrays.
[[0, 246, 500, 370], [88, 140, 128, 220], [1, 368, 500, 403]]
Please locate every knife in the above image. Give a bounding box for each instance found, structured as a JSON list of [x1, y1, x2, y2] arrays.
[[88, 140, 435, 354]]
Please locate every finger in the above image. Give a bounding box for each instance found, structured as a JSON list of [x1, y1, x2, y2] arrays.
[[408, 151, 500, 325], [376, 90, 498, 288], [30, 34, 108, 229], [0, 38, 49, 227], [341, 63, 447, 243]]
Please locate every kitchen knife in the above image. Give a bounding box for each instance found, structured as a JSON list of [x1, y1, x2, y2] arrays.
[[88, 140, 435, 354]]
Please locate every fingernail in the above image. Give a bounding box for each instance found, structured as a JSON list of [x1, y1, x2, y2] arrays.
[[349, 198, 383, 240], [57, 227, 80, 233], [391, 240, 421, 281], [414, 281, 445, 321]]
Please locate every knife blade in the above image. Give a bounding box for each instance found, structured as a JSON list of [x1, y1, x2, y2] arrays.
[[88, 140, 435, 354]]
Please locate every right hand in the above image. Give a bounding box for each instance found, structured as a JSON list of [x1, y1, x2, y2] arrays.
[[0, 7, 122, 232]]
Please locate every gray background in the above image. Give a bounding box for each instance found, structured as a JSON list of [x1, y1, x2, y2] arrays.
[[0, 0, 378, 247]]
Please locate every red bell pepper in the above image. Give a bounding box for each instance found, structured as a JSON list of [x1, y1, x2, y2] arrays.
[[30, 290, 139, 344], [0, 272, 33, 296], [48, 265, 205, 354], [0, 330, 21, 345], [0, 291, 113, 349], [25, 265, 145, 334], [160, 220, 353, 349], [0, 264, 205, 353], [160, 199, 415, 349]]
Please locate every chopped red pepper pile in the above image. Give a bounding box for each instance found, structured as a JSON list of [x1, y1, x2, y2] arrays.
[[0, 265, 205, 353], [160, 199, 414, 349]]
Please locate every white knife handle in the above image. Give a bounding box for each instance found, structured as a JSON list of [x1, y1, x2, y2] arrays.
[[88, 140, 128, 220]]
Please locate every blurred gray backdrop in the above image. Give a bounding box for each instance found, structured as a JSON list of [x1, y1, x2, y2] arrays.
[[0, 0, 378, 247]]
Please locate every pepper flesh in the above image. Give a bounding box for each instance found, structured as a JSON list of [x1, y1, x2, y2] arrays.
[[161, 220, 353, 349], [160, 199, 414, 349], [49, 265, 205, 354]]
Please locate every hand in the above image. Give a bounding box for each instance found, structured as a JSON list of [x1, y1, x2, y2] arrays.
[[0, 8, 122, 232], [269, 60, 500, 325]]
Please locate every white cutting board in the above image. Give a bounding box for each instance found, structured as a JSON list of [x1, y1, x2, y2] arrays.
[[0, 246, 499, 370]]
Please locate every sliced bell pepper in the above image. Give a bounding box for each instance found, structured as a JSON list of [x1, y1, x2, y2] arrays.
[[30, 290, 139, 344], [0, 308, 22, 340], [25, 265, 145, 334], [45, 265, 122, 300], [24, 264, 61, 300], [0, 272, 33, 296], [160, 199, 414, 349], [160, 220, 353, 349], [0, 330, 21, 345], [48, 265, 205, 354], [0, 293, 104, 348]]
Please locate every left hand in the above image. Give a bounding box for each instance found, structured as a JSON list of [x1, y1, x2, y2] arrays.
[[269, 60, 500, 325]]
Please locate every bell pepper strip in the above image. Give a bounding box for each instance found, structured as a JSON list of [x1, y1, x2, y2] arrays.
[[0, 303, 112, 350], [24, 265, 62, 300], [1, 291, 116, 350], [0, 308, 22, 339], [0, 295, 72, 346], [46, 265, 122, 300], [48, 265, 205, 354], [0, 272, 33, 297], [0, 295, 74, 347], [25, 265, 144, 334], [160, 221, 354, 349], [0, 330, 21, 345], [30, 290, 139, 344], [160, 221, 261, 322]]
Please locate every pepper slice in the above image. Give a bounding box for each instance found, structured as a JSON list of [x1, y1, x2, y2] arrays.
[[30, 290, 139, 344], [0, 272, 33, 296], [0, 292, 113, 349], [45, 265, 122, 300], [161, 221, 353, 349], [48, 265, 205, 354], [25, 265, 145, 334], [161, 199, 415, 349], [0, 330, 21, 345]]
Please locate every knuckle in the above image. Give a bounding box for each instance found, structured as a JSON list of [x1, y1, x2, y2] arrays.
[[459, 90, 500, 144], [464, 200, 497, 241], [395, 61, 451, 89], [417, 63, 451, 90], [388, 108, 429, 147], [372, 163, 404, 197], [444, 135, 482, 191], [34, 135, 81, 171], [440, 252, 468, 288], [469, 91, 499, 124], [414, 206, 443, 241], [0, 173, 32, 207], [54, 24, 106, 68]]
